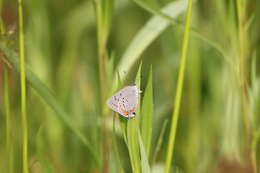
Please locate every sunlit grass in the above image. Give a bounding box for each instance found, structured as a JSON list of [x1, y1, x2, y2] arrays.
[[165, 0, 192, 172], [17, 0, 29, 172]]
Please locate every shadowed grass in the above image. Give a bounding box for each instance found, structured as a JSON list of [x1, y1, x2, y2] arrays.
[[4, 68, 13, 173]]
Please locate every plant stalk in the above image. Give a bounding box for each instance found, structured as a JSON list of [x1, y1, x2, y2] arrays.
[[94, 1, 110, 172], [165, 0, 193, 172], [18, 0, 29, 172]]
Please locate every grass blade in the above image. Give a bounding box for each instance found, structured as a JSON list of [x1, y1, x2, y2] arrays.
[[165, 0, 193, 172], [138, 131, 151, 173], [0, 44, 100, 165], [112, 114, 125, 173], [152, 120, 168, 166], [117, 0, 188, 77], [36, 127, 55, 173], [126, 63, 142, 173], [4, 68, 13, 173], [132, 0, 227, 61], [17, 0, 29, 172], [141, 66, 153, 158]]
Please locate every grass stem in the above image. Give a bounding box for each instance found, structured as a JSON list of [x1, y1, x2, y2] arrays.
[[236, 0, 250, 141], [4, 68, 12, 172], [236, 1, 256, 172], [18, 0, 29, 172], [94, 1, 113, 172], [165, 0, 193, 172]]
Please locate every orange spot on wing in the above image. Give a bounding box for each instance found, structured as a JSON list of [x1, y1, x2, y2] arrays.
[[119, 106, 129, 116], [123, 110, 129, 115], [130, 108, 136, 113]]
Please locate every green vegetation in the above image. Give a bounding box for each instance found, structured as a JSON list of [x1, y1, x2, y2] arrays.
[[0, 0, 259, 173]]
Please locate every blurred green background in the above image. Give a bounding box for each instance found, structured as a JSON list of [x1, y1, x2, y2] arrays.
[[0, 0, 259, 173]]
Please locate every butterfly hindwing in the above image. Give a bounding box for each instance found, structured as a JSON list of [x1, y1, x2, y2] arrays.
[[107, 85, 140, 118]]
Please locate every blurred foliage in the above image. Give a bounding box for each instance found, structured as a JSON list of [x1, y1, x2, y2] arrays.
[[0, 0, 260, 173]]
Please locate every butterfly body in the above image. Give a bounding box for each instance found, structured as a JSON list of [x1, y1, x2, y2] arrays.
[[107, 85, 141, 118]]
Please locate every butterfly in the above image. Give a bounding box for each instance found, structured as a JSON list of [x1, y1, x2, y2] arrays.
[[107, 84, 141, 118]]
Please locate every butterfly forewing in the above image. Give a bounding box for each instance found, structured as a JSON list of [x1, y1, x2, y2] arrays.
[[107, 85, 139, 118]]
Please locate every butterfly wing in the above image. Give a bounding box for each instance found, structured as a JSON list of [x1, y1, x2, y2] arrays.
[[107, 85, 139, 118], [119, 86, 139, 111], [107, 92, 120, 113]]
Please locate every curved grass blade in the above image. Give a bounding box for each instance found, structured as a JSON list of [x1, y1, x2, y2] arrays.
[[117, 0, 188, 78], [0, 44, 100, 165], [132, 0, 227, 62]]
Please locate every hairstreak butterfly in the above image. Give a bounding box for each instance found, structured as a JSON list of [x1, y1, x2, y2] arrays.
[[107, 84, 141, 118]]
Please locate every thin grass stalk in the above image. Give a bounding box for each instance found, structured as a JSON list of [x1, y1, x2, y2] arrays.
[[1, 5, 13, 172], [152, 120, 168, 166], [4, 67, 13, 173], [94, 1, 111, 172], [0, 18, 4, 34], [18, 0, 29, 172], [236, 0, 250, 142], [236, 1, 256, 172], [94, 0, 107, 105], [0, 1, 9, 148], [252, 130, 260, 172], [165, 0, 193, 172], [0, 0, 4, 34]]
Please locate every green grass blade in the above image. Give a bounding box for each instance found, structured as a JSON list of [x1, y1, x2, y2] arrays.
[[126, 63, 142, 173], [36, 127, 55, 173], [112, 114, 125, 173], [132, 0, 227, 60], [0, 44, 100, 165], [165, 0, 193, 172], [0, 0, 5, 34], [117, 0, 188, 77], [141, 66, 153, 158], [138, 131, 151, 173], [152, 120, 168, 166], [4, 68, 13, 173], [17, 0, 29, 172], [4, 68, 11, 150]]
